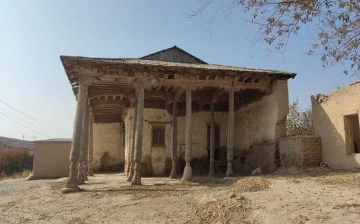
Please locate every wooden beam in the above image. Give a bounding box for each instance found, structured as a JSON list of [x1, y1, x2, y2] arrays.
[[89, 98, 130, 108], [88, 85, 135, 99], [212, 90, 225, 103], [154, 78, 271, 91]]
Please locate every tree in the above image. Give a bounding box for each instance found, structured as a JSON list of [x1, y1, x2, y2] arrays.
[[193, 0, 360, 75], [286, 100, 313, 136]]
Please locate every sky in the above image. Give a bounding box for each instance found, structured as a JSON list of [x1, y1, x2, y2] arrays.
[[0, 0, 358, 140]]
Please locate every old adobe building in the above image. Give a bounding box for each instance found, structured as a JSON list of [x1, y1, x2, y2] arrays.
[[312, 80, 360, 169], [60, 46, 296, 192]]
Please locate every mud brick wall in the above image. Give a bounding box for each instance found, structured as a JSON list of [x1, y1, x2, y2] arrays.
[[279, 136, 321, 168]]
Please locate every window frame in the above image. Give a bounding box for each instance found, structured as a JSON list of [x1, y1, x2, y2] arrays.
[[151, 124, 166, 147], [344, 113, 360, 154]]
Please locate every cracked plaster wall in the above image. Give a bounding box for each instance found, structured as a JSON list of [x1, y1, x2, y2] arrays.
[[312, 81, 360, 169], [93, 123, 124, 171], [121, 80, 289, 175]]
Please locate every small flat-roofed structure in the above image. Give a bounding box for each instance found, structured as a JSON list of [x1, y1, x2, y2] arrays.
[[28, 138, 71, 179]]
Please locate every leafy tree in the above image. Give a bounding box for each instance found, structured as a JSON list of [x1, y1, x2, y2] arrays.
[[193, 0, 360, 74], [286, 100, 313, 136]]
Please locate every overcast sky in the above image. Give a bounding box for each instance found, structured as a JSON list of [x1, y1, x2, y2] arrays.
[[0, 0, 358, 140]]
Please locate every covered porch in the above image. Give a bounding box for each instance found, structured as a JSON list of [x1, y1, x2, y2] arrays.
[[60, 48, 295, 193]]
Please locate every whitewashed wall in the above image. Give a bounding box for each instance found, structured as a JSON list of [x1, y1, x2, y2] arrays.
[[93, 123, 124, 171]]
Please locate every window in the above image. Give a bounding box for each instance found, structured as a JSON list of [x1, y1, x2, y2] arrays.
[[344, 114, 360, 154], [152, 125, 166, 147]]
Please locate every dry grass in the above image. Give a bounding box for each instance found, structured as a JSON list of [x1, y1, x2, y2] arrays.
[[311, 173, 360, 185], [333, 203, 360, 209], [98, 184, 191, 200], [186, 195, 251, 224], [232, 177, 271, 192], [0, 170, 31, 180], [49, 181, 191, 199]]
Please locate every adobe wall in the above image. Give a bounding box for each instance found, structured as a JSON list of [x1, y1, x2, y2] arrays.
[[233, 80, 289, 173], [123, 108, 174, 176], [122, 80, 289, 176], [123, 108, 229, 176], [312, 81, 360, 169], [31, 140, 71, 178], [93, 123, 124, 172], [279, 136, 322, 168]]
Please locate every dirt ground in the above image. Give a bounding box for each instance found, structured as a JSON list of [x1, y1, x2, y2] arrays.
[[0, 168, 359, 224]]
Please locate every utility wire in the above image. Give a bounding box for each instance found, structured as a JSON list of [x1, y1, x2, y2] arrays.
[[0, 107, 60, 136], [0, 111, 51, 138], [0, 99, 67, 135]]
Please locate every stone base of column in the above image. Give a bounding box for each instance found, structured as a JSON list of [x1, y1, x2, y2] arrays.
[[181, 163, 192, 181], [131, 174, 141, 185], [226, 162, 233, 176], [61, 186, 80, 194], [131, 163, 141, 185], [169, 161, 177, 179], [127, 163, 134, 182]]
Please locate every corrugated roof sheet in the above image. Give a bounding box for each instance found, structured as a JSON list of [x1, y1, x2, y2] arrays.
[[140, 45, 207, 64]]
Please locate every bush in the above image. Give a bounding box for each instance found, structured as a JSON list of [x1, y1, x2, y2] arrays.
[[286, 100, 313, 136], [0, 148, 33, 176]]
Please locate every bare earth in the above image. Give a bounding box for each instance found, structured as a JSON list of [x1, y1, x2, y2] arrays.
[[0, 168, 359, 224]]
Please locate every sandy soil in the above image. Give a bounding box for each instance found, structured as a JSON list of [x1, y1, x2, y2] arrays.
[[0, 168, 359, 224]]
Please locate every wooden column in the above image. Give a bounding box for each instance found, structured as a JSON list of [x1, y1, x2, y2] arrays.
[[125, 101, 135, 175], [87, 113, 94, 176], [182, 88, 192, 181], [82, 110, 90, 181], [226, 88, 234, 176], [61, 82, 86, 193], [131, 85, 144, 185], [209, 102, 215, 177], [169, 100, 178, 179], [127, 100, 137, 182], [77, 86, 89, 184]]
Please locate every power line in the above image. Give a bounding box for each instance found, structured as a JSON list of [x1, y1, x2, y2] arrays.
[[0, 107, 60, 136], [0, 99, 67, 136], [0, 110, 51, 138]]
